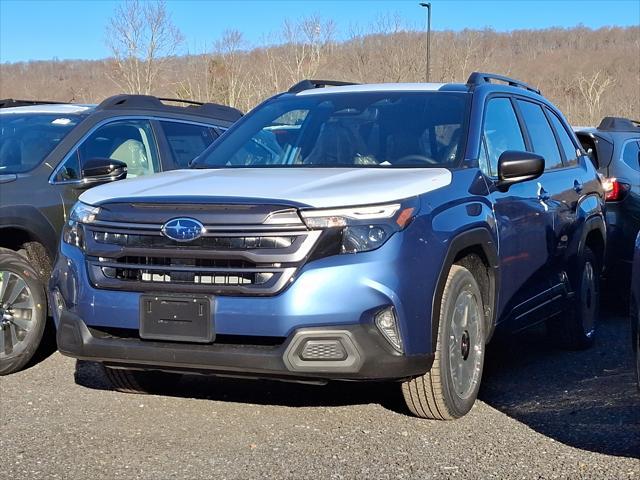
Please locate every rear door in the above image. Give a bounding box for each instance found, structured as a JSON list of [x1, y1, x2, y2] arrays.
[[515, 100, 578, 290], [480, 96, 552, 322]]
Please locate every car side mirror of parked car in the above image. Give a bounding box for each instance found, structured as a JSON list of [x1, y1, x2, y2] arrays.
[[496, 151, 544, 191], [79, 158, 128, 188]]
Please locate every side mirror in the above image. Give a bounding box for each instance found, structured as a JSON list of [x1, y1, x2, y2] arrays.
[[496, 150, 544, 191], [79, 158, 127, 188]]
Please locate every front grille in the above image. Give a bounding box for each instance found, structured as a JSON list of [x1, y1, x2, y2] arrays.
[[84, 204, 321, 296]]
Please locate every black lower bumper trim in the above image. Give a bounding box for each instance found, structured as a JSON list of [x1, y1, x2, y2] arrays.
[[57, 310, 433, 381]]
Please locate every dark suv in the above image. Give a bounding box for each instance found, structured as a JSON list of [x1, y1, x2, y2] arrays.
[[0, 95, 241, 374], [574, 118, 640, 292], [52, 73, 605, 419]]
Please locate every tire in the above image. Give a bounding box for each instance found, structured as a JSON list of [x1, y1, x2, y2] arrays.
[[550, 246, 600, 350], [402, 264, 486, 420], [0, 247, 47, 375], [103, 365, 182, 394], [632, 298, 639, 389]]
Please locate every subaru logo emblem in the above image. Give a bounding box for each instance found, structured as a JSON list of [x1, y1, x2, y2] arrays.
[[161, 218, 204, 242]]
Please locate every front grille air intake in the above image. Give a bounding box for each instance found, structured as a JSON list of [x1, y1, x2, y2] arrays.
[[83, 203, 321, 296]]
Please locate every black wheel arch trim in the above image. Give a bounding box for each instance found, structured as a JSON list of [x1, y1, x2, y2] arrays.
[[579, 214, 607, 262], [430, 227, 500, 351], [0, 204, 58, 258]]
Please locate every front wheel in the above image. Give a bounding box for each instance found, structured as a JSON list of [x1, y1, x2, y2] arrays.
[[0, 248, 47, 375], [402, 264, 486, 420]]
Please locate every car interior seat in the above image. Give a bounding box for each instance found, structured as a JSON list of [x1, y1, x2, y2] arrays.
[[304, 121, 362, 165]]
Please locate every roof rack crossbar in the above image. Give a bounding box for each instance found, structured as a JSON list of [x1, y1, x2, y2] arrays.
[[0, 99, 69, 109], [466, 72, 541, 94], [288, 79, 360, 94]]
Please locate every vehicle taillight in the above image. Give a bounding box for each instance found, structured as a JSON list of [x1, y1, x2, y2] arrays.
[[602, 177, 631, 202]]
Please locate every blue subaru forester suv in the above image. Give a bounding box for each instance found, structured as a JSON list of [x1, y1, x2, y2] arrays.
[[50, 73, 606, 419]]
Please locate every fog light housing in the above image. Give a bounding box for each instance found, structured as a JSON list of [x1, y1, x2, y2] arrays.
[[375, 307, 403, 353]]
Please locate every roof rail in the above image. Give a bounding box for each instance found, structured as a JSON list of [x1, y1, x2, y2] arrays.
[[158, 97, 207, 106], [466, 72, 541, 95], [0, 99, 68, 109], [96, 94, 242, 122], [288, 79, 360, 94], [597, 116, 640, 132]]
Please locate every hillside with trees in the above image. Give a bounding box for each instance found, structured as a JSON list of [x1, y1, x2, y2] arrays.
[[0, 1, 637, 125]]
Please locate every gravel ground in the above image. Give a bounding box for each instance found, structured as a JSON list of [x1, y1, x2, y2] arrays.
[[1, 310, 638, 480]]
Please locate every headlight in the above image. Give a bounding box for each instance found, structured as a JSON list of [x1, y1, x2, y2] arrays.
[[300, 200, 417, 254], [62, 202, 100, 249]]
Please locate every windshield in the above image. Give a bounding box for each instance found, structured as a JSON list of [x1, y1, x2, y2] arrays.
[[193, 91, 468, 169], [0, 112, 87, 173]]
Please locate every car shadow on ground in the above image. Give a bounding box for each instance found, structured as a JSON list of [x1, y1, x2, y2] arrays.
[[75, 308, 639, 459], [480, 309, 640, 459]]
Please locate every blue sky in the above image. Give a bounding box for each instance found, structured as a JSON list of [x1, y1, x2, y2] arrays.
[[1, 0, 638, 63]]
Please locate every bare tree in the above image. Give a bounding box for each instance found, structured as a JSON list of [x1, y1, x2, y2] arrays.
[[280, 15, 336, 83], [106, 0, 183, 94], [576, 71, 615, 124]]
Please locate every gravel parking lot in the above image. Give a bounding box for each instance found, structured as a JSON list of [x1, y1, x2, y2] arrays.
[[1, 309, 638, 480]]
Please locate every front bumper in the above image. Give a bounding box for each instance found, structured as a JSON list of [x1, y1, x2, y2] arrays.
[[56, 309, 433, 381], [51, 220, 443, 380]]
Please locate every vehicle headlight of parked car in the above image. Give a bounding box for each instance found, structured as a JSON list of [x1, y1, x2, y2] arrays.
[[62, 202, 100, 249], [300, 200, 417, 254]]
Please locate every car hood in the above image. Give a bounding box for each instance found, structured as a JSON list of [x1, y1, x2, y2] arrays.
[[80, 168, 452, 209]]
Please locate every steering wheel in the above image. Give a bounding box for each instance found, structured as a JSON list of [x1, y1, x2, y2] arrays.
[[395, 154, 439, 166]]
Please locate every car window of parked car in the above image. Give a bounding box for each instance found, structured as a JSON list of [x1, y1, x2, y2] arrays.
[[55, 119, 161, 182], [547, 110, 579, 166], [482, 97, 526, 176], [0, 113, 86, 174], [622, 140, 640, 172], [516, 100, 563, 170], [159, 121, 219, 169]]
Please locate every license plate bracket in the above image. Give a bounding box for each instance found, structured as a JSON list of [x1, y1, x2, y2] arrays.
[[140, 294, 213, 343]]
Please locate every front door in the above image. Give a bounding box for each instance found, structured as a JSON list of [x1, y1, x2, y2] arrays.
[[480, 97, 553, 323]]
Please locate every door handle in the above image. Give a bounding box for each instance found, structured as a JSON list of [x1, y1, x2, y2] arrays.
[[573, 180, 583, 193]]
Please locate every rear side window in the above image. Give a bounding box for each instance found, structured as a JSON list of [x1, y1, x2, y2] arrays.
[[160, 121, 218, 168], [547, 110, 579, 166], [516, 100, 563, 170], [482, 98, 526, 176], [622, 140, 640, 172]]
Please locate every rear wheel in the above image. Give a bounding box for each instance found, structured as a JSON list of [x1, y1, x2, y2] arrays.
[[103, 365, 182, 394], [402, 264, 486, 420], [632, 298, 639, 388], [0, 248, 47, 375], [550, 247, 600, 350]]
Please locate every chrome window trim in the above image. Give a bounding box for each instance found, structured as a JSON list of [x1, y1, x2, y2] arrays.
[[48, 115, 227, 185]]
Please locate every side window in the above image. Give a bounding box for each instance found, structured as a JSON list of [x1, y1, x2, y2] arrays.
[[160, 121, 218, 169], [622, 140, 640, 172], [516, 100, 563, 170], [55, 119, 160, 181], [547, 109, 579, 166], [482, 97, 526, 176]]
